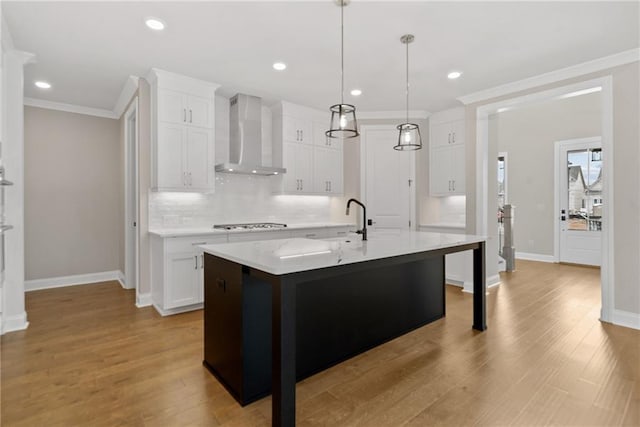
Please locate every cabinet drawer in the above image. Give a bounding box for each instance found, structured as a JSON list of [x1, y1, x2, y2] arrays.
[[166, 235, 228, 253]]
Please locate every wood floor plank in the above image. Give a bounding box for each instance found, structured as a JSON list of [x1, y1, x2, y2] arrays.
[[1, 261, 638, 426]]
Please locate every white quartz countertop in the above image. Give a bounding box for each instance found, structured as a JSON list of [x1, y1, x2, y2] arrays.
[[149, 222, 355, 237], [200, 230, 485, 275], [419, 222, 466, 230]]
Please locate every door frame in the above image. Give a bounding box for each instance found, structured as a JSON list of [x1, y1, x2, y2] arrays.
[[359, 125, 416, 229], [124, 97, 139, 296], [475, 76, 614, 322], [554, 136, 602, 264]]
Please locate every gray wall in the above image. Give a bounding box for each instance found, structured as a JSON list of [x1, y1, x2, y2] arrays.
[[24, 106, 121, 280], [465, 61, 640, 316], [490, 92, 601, 256]]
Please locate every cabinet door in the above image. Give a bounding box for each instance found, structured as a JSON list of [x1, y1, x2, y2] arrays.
[[449, 120, 465, 146], [430, 122, 452, 148], [313, 120, 342, 150], [430, 147, 453, 196], [326, 148, 343, 194], [166, 252, 200, 308], [296, 144, 314, 192], [313, 147, 329, 193], [186, 128, 214, 190], [282, 142, 298, 192], [283, 116, 300, 142], [450, 144, 465, 194], [157, 124, 187, 189], [297, 119, 313, 144], [187, 95, 212, 128], [159, 89, 187, 124]]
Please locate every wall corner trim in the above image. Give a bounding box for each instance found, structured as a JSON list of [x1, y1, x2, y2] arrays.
[[457, 48, 640, 105], [25, 270, 126, 292], [2, 312, 29, 335], [136, 293, 152, 308], [113, 75, 140, 118]]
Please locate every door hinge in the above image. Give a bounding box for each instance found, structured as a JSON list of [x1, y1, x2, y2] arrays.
[[408, 179, 413, 187], [409, 220, 412, 227], [133, 221, 137, 227]]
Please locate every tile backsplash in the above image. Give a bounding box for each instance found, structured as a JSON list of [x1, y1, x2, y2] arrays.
[[149, 174, 333, 228]]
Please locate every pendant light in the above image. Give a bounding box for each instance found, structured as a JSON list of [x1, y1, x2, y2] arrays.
[[326, 0, 359, 139], [394, 34, 422, 151]]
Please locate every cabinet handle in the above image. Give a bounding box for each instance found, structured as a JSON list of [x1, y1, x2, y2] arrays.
[[296, 130, 299, 141], [300, 179, 303, 191], [448, 133, 451, 144], [329, 181, 332, 192], [452, 132, 455, 143], [201, 254, 204, 269], [305, 233, 317, 238], [301, 130, 304, 141], [448, 180, 452, 191], [194, 255, 198, 270], [183, 109, 187, 122], [452, 180, 456, 191], [189, 109, 193, 123]]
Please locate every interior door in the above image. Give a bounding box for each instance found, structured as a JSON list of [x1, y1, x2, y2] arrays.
[[558, 138, 602, 266], [364, 127, 413, 229]]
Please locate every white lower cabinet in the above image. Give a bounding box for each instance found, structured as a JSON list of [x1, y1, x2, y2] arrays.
[[150, 225, 355, 315], [151, 234, 227, 316]]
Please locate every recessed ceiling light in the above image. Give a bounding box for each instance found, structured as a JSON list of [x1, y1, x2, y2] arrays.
[[350, 89, 362, 96], [35, 81, 51, 89], [447, 71, 462, 80], [145, 18, 165, 31], [252, 170, 257, 174], [273, 62, 287, 71]]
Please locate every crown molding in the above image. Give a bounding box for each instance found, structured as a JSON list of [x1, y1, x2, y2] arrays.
[[113, 75, 140, 118], [24, 97, 118, 119], [458, 48, 640, 105], [358, 110, 430, 120]]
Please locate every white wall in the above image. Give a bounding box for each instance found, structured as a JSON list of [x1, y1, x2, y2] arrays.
[[24, 106, 121, 280], [490, 91, 602, 257], [465, 61, 640, 319]]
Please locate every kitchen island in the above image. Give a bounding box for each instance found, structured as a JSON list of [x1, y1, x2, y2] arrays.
[[200, 230, 487, 427]]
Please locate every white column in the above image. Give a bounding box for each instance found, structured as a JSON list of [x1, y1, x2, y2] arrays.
[[2, 49, 35, 334]]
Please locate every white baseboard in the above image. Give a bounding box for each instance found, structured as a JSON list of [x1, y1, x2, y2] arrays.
[[609, 309, 640, 330], [117, 271, 127, 289], [2, 311, 29, 334], [25, 270, 126, 292], [516, 252, 556, 263], [136, 293, 152, 308], [461, 275, 501, 294], [153, 302, 203, 317]]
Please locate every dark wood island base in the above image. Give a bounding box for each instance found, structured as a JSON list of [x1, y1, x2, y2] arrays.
[[202, 239, 487, 427]]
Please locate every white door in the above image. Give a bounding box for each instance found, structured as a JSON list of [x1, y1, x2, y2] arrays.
[[558, 138, 602, 266], [363, 127, 414, 229]]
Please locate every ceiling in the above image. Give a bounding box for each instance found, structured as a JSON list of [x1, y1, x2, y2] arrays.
[[3, 1, 638, 113]]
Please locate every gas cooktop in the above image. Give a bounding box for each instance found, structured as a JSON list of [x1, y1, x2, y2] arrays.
[[213, 222, 288, 231]]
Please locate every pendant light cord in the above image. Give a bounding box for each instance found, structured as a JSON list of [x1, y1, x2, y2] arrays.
[[341, 0, 345, 105], [405, 37, 409, 124]]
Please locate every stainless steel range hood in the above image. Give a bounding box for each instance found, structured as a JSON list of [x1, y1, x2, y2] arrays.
[[215, 94, 286, 176]]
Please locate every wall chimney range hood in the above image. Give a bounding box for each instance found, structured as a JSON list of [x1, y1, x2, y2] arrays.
[[215, 94, 286, 176]]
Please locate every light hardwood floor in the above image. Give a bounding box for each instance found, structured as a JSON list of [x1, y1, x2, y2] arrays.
[[2, 261, 638, 426]]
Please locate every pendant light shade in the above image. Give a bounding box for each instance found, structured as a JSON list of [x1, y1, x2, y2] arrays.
[[326, 0, 359, 139], [394, 34, 422, 151]]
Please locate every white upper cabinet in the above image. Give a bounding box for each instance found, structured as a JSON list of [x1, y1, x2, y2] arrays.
[[313, 146, 343, 194], [429, 107, 466, 196], [313, 120, 342, 150], [148, 69, 220, 192], [273, 102, 344, 195]]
